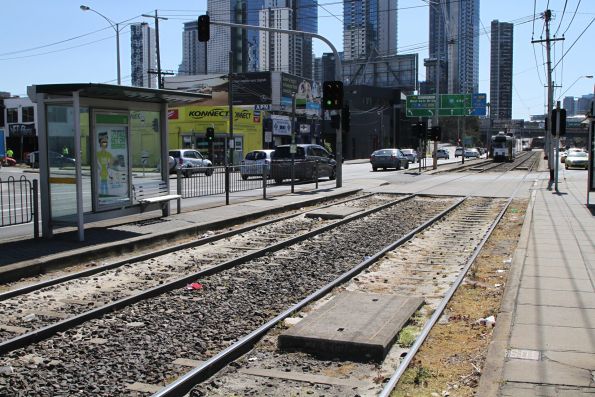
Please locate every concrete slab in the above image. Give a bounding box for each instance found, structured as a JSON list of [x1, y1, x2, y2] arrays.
[[278, 292, 423, 362], [517, 288, 595, 308], [510, 324, 595, 353], [514, 305, 595, 328], [500, 383, 595, 397], [172, 358, 204, 367], [519, 276, 593, 292], [503, 358, 593, 387], [305, 206, 363, 219], [545, 351, 595, 371], [521, 263, 591, 279], [126, 382, 163, 393]]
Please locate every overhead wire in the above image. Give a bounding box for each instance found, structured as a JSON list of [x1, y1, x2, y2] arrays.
[[562, 0, 582, 35]]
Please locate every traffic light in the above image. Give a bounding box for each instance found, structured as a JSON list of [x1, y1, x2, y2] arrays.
[[198, 15, 210, 42], [341, 106, 350, 132], [429, 126, 441, 141], [412, 122, 424, 139], [206, 127, 215, 141], [550, 109, 566, 136], [322, 81, 343, 110], [330, 114, 340, 129], [152, 118, 159, 132]]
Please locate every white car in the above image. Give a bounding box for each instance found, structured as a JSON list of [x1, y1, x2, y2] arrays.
[[240, 149, 274, 180], [169, 149, 213, 177], [400, 149, 418, 163]]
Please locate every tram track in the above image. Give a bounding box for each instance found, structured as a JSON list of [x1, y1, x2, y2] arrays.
[[0, 195, 462, 396], [0, 193, 406, 348], [174, 196, 510, 397]]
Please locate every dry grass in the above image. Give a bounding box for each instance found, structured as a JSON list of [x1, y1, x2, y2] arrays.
[[392, 200, 527, 397]]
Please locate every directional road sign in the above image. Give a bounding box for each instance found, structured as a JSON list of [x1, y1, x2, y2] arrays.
[[406, 95, 436, 117]]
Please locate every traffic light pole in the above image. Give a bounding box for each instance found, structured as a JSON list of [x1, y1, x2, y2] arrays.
[[208, 20, 343, 187]]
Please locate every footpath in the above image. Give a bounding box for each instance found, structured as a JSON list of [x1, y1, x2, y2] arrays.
[[479, 168, 595, 395]]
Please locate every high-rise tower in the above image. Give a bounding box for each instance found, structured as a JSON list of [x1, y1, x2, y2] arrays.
[[428, 0, 479, 94], [178, 20, 207, 75], [490, 20, 513, 120], [343, 0, 397, 61], [130, 23, 157, 88]]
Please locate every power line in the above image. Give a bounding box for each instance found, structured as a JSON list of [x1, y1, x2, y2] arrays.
[[562, 0, 582, 35]]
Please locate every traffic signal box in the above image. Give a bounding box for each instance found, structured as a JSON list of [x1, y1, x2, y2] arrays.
[[198, 15, 210, 42], [322, 81, 343, 110], [342, 106, 350, 132], [206, 127, 215, 141], [429, 126, 441, 141], [412, 122, 424, 139], [550, 109, 566, 136]]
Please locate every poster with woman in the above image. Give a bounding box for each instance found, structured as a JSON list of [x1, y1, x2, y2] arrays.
[[95, 124, 129, 207]]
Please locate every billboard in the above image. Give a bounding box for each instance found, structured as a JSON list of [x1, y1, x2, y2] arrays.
[[232, 72, 272, 105], [280, 73, 321, 115]]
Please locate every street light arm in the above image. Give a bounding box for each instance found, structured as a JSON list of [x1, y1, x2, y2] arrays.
[[557, 75, 593, 101], [80, 5, 117, 32]]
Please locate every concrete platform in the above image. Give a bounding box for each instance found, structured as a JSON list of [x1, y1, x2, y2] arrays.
[[278, 291, 423, 362], [304, 206, 363, 219]]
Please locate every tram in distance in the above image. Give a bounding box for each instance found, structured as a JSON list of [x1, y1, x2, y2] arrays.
[[490, 132, 517, 162]]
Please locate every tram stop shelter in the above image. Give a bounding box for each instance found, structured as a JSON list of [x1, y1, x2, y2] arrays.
[[27, 83, 209, 241]]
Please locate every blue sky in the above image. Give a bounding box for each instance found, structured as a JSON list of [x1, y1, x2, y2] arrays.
[[1, 0, 593, 120]]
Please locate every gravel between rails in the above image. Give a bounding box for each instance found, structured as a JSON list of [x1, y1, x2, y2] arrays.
[[188, 197, 507, 397], [0, 196, 455, 396], [0, 194, 398, 345]]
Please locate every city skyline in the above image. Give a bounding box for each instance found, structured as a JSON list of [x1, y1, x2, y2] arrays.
[[1, 0, 594, 120]]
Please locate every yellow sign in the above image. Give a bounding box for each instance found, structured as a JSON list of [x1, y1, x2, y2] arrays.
[[170, 106, 261, 129]]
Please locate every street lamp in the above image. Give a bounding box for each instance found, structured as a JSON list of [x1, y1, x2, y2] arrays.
[[80, 5, 122, 85], [557, 75, 593, 101]]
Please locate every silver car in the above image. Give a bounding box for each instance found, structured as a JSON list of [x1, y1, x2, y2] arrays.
[[169, 149, 213, 177], [400, 148, 418, 163], [370, 148, 409, 171], [240, 149, 274, 180], [564, 151, 588, 170]]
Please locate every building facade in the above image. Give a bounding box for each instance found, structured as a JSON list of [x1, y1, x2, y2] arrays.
[[563, 96, 576, 116], [490, 20, 513, 120], [343, 0, 397, 61], [428, 0, 479, 94], [259, 2, 294, 74], [2, 96, 38, 162], [130, 23, 157, 88], [178, 21, 207, 75]]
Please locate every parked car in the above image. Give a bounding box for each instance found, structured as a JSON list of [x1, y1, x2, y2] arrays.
[[270, 144, 336, 184], [433, 148, 450, 159], [169, 149, 213, 177], [370, 148, 409, 171], [400, 148, 418, 163], [28, 151, 75, 168], [240, 149, 274, 180], [464, 148, 480, 159], [454, 147, 464, 158], [561, 148, 584, 163], [564, 151, 588, 170]]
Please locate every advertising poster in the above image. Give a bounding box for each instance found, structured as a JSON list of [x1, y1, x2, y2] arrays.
[[280, 73, 321, 116], [95, 123, 130, 208], [0, 129, 5, 158]]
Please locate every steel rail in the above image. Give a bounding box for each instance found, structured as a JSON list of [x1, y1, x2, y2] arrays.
[[379, 171, 533, 396], [0, 194, 413, 356], [0, 192, 375, 300], [151, 196, 466, 397]]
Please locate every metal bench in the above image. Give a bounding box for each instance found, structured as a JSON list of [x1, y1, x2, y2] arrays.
[[133, 181, 181, 213]]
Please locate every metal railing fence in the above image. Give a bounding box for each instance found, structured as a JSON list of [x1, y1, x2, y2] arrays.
[[0, 176, 39, 238]]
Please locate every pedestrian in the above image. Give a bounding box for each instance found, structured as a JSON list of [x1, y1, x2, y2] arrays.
[[62, 145, 69, 157], [6, 148, 14, 159]]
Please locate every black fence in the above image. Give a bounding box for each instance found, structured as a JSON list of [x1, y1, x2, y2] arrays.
[[0, 176, 39, 238], [176, 160, 324, 203]]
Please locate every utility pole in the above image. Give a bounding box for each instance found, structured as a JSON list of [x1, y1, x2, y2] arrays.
[[532, 9, 564, 186], [228, 51, 234, 166], [142, 11, 168, 88]]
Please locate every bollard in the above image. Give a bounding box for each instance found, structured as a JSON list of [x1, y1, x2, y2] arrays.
[[315, 160, 319, 189], [262, 165, 267, 199], [32, 179, 39, 239], [176, 169, 182, 214], [225, 165, 230, 205]]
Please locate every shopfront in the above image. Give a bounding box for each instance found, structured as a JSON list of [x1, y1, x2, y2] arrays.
[[28, 83, 208, 240], [167, 105, 263, 165]]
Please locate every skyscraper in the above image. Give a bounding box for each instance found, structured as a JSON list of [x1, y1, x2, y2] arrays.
[[258, 0, 317, 78], [490, 20, 513, 120], [562, 96, 576, 116], [428, 0, 479, 94], [343, 0, 397, 61], [130, 23, 157, 88], [206, 0, 315, 77], [178, 21, 207, 75]]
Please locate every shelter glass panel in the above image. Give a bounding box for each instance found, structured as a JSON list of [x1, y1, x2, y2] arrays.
[[130, 111, 164, 186]]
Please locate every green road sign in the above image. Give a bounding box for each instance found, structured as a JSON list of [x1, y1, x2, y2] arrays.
[[440, 94, 466, 109], [406, 95, 436, 117]]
